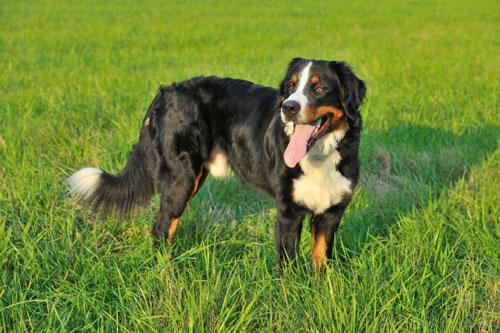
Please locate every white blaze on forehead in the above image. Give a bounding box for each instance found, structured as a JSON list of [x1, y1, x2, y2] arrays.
[[283, 61, 312, 121]]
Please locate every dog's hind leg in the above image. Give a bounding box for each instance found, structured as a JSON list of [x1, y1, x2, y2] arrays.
[[152, 167, 208, 246]]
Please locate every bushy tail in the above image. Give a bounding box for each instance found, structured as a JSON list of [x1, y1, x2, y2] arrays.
[[67, 138, 155, 217]]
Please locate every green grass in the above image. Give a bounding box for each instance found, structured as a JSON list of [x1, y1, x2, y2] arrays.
[[1, 0, 499, 331]]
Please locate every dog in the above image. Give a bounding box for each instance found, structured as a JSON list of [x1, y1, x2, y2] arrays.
[[67, 58, 366, 272]]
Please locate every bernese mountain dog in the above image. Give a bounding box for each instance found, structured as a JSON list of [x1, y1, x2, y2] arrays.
[[67, 58, 366, 272]]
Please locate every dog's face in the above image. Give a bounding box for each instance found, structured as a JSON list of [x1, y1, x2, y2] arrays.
[[279, 58, 366, 131], [278, 58, 366, 167]]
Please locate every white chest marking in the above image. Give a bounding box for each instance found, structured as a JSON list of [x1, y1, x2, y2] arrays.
[[292, 131, 352, 214]]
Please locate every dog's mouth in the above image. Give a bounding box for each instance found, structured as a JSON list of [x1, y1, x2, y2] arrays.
[[310, 113, 333, 146], [283, 113, 333, 168]]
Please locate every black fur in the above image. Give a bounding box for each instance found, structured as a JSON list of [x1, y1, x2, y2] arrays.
[[329, 60, 366, 127], [88, 134, 155, 217], [69, 58, 366, 272]]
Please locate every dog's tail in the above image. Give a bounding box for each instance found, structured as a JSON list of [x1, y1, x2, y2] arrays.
[[66, 119, 156, 217]]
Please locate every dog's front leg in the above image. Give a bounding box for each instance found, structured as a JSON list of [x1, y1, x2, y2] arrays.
[[310, 205, 346, 273], [274, 207, 306, 274]]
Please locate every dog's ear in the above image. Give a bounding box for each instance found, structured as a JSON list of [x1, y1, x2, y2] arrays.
[[278, 58, 305, 106], [287, 57, 305, 70], [329, 61, 366, 127]]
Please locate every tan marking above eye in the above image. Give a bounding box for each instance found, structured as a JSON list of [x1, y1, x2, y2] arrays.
[[311, 76, 320, 84], [291, 74, 298, 83]]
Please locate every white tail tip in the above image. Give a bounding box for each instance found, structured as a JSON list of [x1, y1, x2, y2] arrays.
[[66, 167, 103, 199]]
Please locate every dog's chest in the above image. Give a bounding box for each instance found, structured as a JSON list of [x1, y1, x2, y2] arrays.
[[292, 149, 351, 214]]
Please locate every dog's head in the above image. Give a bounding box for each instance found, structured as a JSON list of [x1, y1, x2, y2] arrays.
[[278, 58, 366, 167]]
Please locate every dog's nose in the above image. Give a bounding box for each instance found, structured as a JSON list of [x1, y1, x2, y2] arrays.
[[282, 100, 301, 117]]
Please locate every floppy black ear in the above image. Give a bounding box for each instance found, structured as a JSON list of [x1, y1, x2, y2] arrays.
[[329, 61, 366, 127]]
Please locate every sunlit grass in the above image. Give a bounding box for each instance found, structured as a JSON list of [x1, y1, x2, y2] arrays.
[[0, 0, 499, 331]]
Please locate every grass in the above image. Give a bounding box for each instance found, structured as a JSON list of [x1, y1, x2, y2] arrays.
[[0, 0, 499, 331]]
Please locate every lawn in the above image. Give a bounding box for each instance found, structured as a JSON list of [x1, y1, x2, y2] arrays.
[[0, 0, 499, 331]]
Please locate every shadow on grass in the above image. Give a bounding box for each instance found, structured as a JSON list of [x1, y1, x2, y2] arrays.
[[173, 123, 498, 260], [341, 123, 499, 252]]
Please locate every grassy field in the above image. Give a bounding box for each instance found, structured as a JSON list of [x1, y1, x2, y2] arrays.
[[1, 0, 499, 331]]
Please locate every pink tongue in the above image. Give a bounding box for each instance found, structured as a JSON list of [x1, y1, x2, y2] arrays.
[[284, 124, 316, 168]]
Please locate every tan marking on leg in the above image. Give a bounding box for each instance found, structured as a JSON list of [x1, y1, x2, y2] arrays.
[[192, 170, 205, 194], [165, 169, 207, 247], [167, 218, 179, 246], [311, 224, 328, 272]]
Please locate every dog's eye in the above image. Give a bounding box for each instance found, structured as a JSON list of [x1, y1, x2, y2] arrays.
[[314, 86, 325, 94], [287, 82, 295, 92]]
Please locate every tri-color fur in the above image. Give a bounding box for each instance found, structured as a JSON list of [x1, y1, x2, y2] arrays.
[[67, 58, 366, 272]]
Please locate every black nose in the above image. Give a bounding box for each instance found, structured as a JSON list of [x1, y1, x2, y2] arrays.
[[282, 100, 301, 117]]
